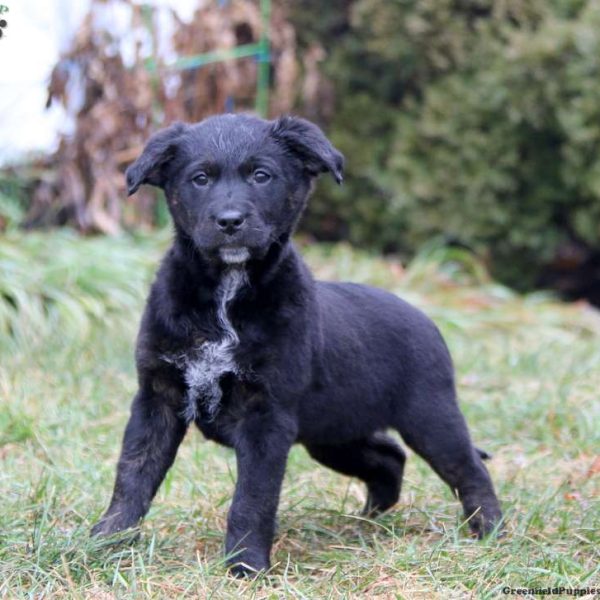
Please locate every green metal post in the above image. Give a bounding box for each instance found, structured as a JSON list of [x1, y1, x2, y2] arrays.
[[145, 43, 266, 72], [141, 4, 162, 127], [255, 0, 271, 117], [141, 1, 271, 117]]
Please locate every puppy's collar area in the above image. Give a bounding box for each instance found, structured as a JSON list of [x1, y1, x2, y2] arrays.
[[219, 247, 250, 264]]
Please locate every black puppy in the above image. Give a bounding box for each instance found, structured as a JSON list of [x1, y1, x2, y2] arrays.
[[92, 114, 502, 575]]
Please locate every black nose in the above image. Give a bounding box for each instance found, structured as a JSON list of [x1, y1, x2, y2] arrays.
[[216, 210, 245, 234]]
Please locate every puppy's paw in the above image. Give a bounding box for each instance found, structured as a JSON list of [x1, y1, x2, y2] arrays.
[[90, 514, 141, 545], [228, 563, 261, 579], [226, 548, 270, 578], [227, 560, 269, 579], [467, 508, 505, 540], [362, 479, 401, 517]]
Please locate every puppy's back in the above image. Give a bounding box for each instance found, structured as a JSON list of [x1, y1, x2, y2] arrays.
[[315, 281, 453, 385]]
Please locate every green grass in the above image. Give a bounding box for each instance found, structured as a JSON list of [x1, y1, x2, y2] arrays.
[[1, 232, 599, 598]]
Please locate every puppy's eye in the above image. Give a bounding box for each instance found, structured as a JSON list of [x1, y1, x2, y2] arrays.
[[253, 169, 271, 184], [192, 172, 209, 187]]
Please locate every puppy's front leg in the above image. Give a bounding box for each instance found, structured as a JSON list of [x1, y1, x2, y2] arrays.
[[226, 407, 297, 577], [91, 385, 187, 537]]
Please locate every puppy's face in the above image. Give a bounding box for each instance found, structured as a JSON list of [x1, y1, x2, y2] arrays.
[[126, 115, 343, 265]]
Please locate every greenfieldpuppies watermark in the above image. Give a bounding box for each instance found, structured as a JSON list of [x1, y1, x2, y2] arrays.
[[502, 587, 599, 596], [0, 4, 8, 39]]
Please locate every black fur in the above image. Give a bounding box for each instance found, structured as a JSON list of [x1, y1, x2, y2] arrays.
[[92, 114, 502, 576]]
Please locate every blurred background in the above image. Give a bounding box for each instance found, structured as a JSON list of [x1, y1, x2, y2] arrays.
[[1, 0, 600, 304]]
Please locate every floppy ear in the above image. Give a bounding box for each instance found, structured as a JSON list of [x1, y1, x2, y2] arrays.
[[270, 116, 344, 184], [125, 122, 188, 196]]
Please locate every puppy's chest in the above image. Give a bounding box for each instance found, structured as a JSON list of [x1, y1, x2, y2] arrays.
[[180, 335, 240, 420], [168, 268, 248, 423]]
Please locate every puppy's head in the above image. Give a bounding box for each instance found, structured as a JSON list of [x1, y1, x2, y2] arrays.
[[126, 114, 343, 265]]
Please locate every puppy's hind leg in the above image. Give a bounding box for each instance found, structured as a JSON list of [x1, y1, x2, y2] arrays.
[[394, 389, 502, 538], [305, 432, 406, 516]]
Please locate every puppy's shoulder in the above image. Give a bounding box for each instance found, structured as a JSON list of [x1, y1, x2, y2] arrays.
[[135, 246, 199, 367]]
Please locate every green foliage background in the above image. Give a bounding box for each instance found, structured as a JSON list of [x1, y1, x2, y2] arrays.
[[3, 0, 599, 293], [289, 0, 600, 289]]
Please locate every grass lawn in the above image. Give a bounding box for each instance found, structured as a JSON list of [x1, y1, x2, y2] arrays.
[[1, 231, 599, 599]]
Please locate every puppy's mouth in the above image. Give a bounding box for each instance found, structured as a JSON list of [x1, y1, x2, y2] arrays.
[[219, 246, 250, 264]]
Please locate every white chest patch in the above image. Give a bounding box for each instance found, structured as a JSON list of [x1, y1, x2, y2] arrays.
[[168, 267, 248, 423]]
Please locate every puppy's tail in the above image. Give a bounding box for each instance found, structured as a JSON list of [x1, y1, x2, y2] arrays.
[[476, 447, 493, 461]]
